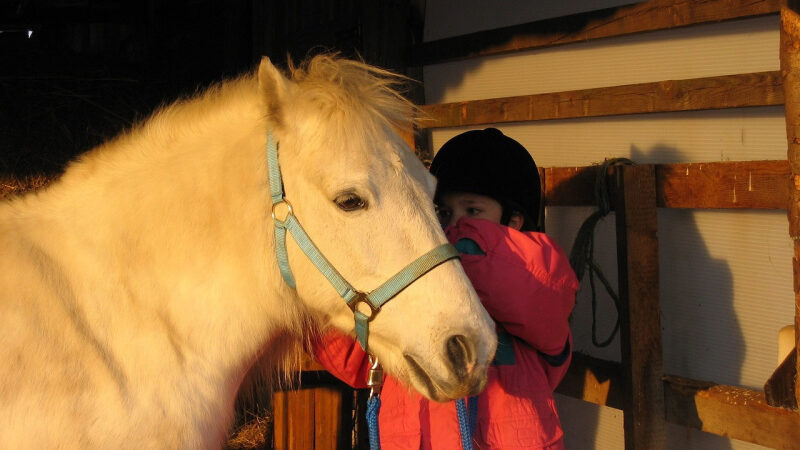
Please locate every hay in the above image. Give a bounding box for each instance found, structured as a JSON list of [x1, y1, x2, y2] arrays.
[[224, 413, 272, 450], [0, 174, 53, 200]]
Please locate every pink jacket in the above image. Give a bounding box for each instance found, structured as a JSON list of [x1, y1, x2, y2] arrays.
[[313, 218, 579, 449]]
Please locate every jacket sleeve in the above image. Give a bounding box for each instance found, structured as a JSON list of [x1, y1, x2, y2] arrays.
[[310, 330, 370, 389], [447, 218, 579, 357]]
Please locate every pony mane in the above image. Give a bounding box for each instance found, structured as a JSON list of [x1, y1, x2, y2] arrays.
[[286, 54, 420, 134], [105, 54, 417, 163]]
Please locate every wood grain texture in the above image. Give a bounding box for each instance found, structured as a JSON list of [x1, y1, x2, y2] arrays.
[[614, 165, 665, 449], [557, 355, 800, 448], [780, 1, 800, 408], [664, 375, 800, 449], [419, 71, 784, 129], [544, 160, 790, 209]]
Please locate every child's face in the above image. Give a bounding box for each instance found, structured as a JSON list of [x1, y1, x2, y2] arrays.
[[436, 191, 505, 229]]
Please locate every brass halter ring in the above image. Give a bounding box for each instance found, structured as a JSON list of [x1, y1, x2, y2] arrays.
[[270, 199, 293, 223]]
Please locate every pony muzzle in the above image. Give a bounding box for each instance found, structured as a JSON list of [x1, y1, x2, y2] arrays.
[[403, 333, 487, 402]]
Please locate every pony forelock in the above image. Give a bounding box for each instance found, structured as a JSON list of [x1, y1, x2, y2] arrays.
[[286, 54, 419, 136]]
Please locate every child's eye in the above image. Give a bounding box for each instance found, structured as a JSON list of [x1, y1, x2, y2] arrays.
[[435, 206, 451, 223], [467, 208, 482, 216]]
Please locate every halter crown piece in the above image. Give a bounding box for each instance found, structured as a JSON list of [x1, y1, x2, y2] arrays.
[[266, 131, 460, 351]]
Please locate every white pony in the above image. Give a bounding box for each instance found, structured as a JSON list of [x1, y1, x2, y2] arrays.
[[0, 55, 497, 449]]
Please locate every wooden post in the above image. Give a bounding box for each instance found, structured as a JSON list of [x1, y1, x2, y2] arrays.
[[614, 164, 665, 449], [780, 0, 800, 408]]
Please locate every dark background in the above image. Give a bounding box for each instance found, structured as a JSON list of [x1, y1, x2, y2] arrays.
[[0, 0, 424, 178]]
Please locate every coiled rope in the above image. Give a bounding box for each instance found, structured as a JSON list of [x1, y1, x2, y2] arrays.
[[568, 158, 633, 347]]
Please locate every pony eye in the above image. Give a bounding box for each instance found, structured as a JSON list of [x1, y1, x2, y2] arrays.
[[335, 193, 366, 211]]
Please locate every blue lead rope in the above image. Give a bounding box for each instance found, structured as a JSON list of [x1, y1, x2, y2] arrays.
[[367, 396, 382, 449], [367, 396, 477, 450], [456, 397, 478, 450]]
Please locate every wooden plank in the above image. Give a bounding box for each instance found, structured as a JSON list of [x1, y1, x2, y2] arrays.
[[557, 355, 800, 448], [543, 165, 599, 207], [272, 388, 315, 450], [664, 375, 800, 449], [544, 160, 790, 209], [271, 390, 289, 450], [656, 160, 791, 209], [286, 388, 315, 450], [410, 0, 780, 65], [313, 386, 345, 450], [555, 352, 624, 409], [614, 164, 665, 449], [419, 71, 784, 129], [780, 0, 800, 408]]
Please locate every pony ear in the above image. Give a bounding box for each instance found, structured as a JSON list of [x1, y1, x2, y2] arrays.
[[257, 57, 289, 130]]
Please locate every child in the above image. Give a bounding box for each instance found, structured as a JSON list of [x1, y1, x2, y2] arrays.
[[313, 128, 578, 449]]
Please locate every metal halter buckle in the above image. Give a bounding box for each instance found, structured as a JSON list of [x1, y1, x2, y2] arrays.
[[367, 355, 384, 398]]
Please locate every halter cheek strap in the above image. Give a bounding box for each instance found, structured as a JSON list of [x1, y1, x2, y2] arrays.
[[266, 131, 459, 350]]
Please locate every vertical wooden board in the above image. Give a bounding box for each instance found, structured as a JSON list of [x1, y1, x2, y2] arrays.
[[614, 164, 665, 449], [286, 389, 315, 450], [271, 390, 289, 450], [780, 1, 800, 407], [313, 386, 344, 450]]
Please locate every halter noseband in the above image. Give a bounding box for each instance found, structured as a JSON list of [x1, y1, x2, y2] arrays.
[[266, 131, 459, 350]]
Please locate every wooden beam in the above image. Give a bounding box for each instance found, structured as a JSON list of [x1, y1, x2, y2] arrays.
[[544, 160, 790, 209], [410, 0, 780, 65], [664, 375, 800, 449], [557, 355, 800, 448], [555, 352, 624, 409], [656, 160, 791, 209], [419, 71, 783, 129], [780, 0, 800, 409], [614, 164, 665, 449]]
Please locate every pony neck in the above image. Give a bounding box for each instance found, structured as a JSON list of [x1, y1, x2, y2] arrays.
[[15, 75, 297, 407]]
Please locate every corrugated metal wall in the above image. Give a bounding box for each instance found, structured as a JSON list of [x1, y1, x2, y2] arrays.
[[422, 2, 793, 449]]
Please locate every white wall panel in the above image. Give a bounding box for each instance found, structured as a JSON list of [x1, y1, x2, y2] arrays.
[[429, 107, 786, 167], [424, 16, 779, 104]]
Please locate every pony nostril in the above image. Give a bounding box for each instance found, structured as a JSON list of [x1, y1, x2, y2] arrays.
[[446, 334, 475, 380]]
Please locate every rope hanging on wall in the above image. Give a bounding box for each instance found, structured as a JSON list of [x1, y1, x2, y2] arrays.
[[568, 158, 633, 348]]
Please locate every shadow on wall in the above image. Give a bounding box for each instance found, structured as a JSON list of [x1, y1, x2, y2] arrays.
[[556, 144, 739, 449]]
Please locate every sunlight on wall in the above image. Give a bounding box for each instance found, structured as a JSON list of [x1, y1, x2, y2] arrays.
[[425, 2, 788, 449]]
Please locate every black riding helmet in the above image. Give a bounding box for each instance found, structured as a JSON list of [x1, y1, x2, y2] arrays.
[[430, 128, 541, 231]]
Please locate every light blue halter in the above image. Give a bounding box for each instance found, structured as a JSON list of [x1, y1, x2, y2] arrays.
[[266, 130, 460, 351]]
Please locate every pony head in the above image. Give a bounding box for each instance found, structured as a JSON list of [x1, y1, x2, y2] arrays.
[[257, 55, 497, 401]]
